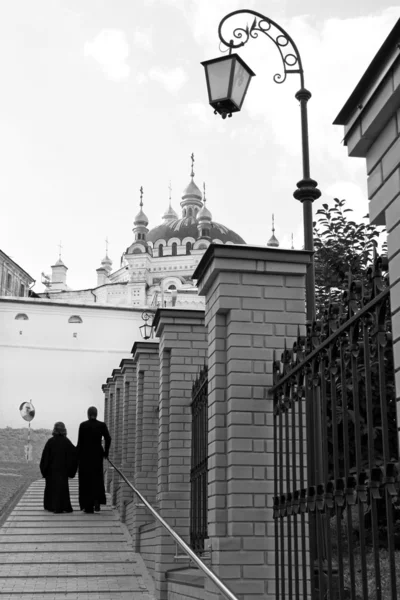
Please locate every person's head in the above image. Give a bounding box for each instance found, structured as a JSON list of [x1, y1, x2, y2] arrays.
[[52, 422, 67, 437], [87, 406, 98, 420]]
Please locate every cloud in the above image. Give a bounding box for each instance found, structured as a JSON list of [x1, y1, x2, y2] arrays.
[[148, 66, 188, 94], [84, 29, 130, 81], [133, 29, 152, 51]]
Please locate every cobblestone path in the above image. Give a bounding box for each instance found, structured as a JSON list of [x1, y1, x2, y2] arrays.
[[0, 479, 156, 599]]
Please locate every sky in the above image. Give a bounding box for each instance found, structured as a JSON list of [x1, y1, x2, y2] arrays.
[[1, 0, 399, 293]]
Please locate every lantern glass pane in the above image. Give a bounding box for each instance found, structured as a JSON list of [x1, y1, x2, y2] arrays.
[[231, 60, 251, 108], [206, 58, 233, 102]]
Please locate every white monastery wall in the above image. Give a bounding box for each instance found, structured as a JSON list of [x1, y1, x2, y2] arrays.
[[0, 298, 144, 443]]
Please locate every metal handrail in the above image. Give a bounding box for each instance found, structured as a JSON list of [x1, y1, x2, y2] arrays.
[[107, 458, 239, 600]]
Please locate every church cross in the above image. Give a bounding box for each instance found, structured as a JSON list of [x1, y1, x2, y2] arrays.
[[105, 236, 109, 255], [168, 180, 172, 201], [190, 153, 195, 177], [58, 241, 63, 260], [140, 186, 143, 208]]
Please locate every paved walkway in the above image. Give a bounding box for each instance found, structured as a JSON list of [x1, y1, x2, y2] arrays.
[[0, 478, 156, 599]]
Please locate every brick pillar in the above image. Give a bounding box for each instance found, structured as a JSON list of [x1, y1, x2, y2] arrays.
[[110, 368, 123, 506], [194, 244, 311, 600], [106, 376, 114, 493], [385, 200, 400, 438], [117, 359, 135, 518], [129, 342, 159, 550], [102, 380, 112, 492], [153, 309, 207, 600]]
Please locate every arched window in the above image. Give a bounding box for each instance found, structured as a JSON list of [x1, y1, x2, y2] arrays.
[[198, 244, 207, 250], [186, 242, 191, 255], [158, 244, 163, 257], [183, 209, 187, 217], [188, 208, 193, 217], [172, 242, 177, 256], [15, 313, 29, 321], [195, 208, 199, 216], [202, 229, 210, 237], [68, 315, 83, 324], [168, 285, 177, 290]]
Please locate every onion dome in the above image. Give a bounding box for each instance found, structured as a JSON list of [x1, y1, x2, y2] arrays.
[[197, 183, 212, 222], [134, 186, 149, 226], [146, 158, 246, 245], [182, 179, 202, 201], [162, 203, 178, 220], [267, 214, 280, 248], [162, 182, 178, 220], [181, 153, 203, 213], [101, 254, 113, 271]]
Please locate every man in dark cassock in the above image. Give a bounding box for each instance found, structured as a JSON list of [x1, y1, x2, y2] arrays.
[[40, 422, 78, 513], [77, 406, 111, 514]]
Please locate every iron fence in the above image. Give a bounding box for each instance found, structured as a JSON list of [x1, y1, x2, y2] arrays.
[[190, 365, 209, 553], [270, 255, 399, 599]]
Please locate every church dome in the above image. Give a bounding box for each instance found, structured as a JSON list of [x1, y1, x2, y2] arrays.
[[145, 156, 245, 246], [162, 204, 178, 221], [197, 204, 212, 221], [101, 254, 112, 267], [267, 215, 279, 247], [147, 219, 245, 244], [267, 233, 279, 247], [134, 208, 149, 226], [182, 179, 202, 201]]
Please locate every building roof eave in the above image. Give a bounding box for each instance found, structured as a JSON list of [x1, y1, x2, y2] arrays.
[[333, 18, 400, 125]]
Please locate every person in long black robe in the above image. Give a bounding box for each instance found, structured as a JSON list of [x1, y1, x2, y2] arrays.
[[77, 406, 111, 513], [40, 422, 78, 513]]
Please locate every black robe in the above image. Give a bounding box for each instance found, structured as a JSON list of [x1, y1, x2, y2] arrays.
[[77, 419, 111, 510], [40, 436, 78, 513]]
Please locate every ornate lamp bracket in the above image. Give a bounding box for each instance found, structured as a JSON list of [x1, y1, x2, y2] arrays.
[[218, 10, 305, 87]]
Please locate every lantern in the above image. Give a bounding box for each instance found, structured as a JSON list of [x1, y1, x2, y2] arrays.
[[201, 53, 255, 119]]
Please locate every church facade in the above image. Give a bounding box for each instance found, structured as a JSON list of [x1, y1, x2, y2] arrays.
[[40, 161, 246, 310]]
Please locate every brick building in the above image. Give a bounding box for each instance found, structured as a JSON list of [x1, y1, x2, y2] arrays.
[[0, 249, 34, 298]]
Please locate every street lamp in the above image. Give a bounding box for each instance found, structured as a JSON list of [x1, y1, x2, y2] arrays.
[[139, 311, 155, 340], [201, 54, 255, 119], [201, 9, 321, 322]]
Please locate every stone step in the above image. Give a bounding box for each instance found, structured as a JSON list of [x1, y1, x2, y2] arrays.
[[0, 480, 155, 598], [0, 527, 123, 534], [0, 551, 135, 563], [0, 542, 129, 552], [0, 575, 145, 592], [0, 534, 127, 542], [0, 593, 153, 599], [0, 563, 137, 577]]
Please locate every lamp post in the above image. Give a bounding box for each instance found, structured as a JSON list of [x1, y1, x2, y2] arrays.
[[201, 9, 321, 323], [139, 311, 155, 340], [202, 10, 322, 573]]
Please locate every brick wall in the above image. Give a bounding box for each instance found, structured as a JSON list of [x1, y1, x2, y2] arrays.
[[110, 369, 123, 506], [153, 309, 207, 600], [117, 359, 135, 516], [194, 244, 311, 600], [335, 34, 400, 435], [139, 522, 158, 575], [129, 342, 159, 549]]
